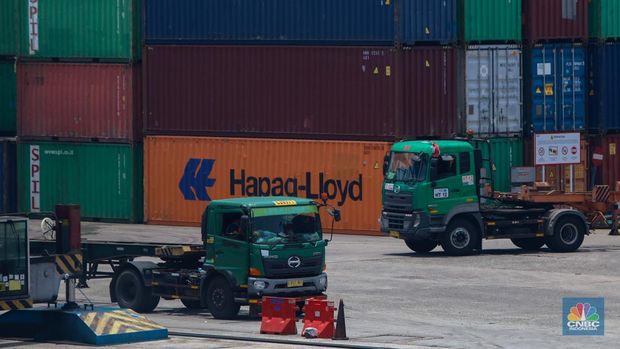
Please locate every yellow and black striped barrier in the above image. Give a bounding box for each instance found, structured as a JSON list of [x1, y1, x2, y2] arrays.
[[0, 299, 32, 311], [55, 253, 83, 275], [80, 309, 166, 336]]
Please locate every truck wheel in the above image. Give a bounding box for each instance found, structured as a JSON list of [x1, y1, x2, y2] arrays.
[[546, 217, 585, 252], [511, 238, 545, 251], [441, 219, 478, 256], [115, 269, 160, 313], [404, 238, 437, 254], [206, 277, 240, 320], [181, 298, 203, 310]]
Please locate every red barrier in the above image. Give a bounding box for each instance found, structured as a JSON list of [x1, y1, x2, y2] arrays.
[[302, 298, 335, 339], [260, 297, 298, 335]]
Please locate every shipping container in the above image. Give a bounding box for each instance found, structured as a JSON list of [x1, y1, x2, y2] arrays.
[[17, 142, 142, 222], [460, 0, 522, 42], [523, 0, 588, 43], [590, 0, 620, 40], [18, 0, 140, 60], [0, 139, 17, 214], [400, 0, 457, 44], [17, 63, 141, 142], [589, 43, 620, 132], [144, 136, 388, 235], [526, 44, 586, 133], [0, 60, 16, 136], [144, 0, 394, 45], [590, 134, 620, 189], [464, 45, 522, 136], [402, 47, 458, 139], [144, 45, 396, 140], [0, 0, 17, 55], [480, 138, 524, 192]]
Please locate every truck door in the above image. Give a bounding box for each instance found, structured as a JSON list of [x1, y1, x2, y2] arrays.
[[430, 153, 467, 215], [209, 209, 249, 285]]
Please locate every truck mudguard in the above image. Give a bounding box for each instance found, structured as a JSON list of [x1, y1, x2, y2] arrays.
[[109, 261, 159, 303], [543, 209, 589, 236], [443, 203, 484, 232]]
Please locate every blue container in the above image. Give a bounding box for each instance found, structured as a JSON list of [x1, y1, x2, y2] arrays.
[[144, 0, 395, 45], [0, 139, 17, 214], [528, 44, 586, 133], [400, 0, 457, 44], [589, 43, 620, 132]]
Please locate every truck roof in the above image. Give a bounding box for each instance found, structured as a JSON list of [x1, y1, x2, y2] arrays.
[[391, 140, 473, 154], [209, 196, 317, 209]]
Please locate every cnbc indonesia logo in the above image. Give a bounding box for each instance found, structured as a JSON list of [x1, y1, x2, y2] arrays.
[[563, 298, 604, 336]]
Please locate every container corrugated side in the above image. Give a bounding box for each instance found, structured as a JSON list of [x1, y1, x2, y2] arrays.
[[402, 46, 458, 139], [460, 0, 522, 42], [589, 43, 620, 132], [526, 44, 586, 133], [144, 0, 394, 45], [0, 0, 17, 55], [17, 142, 143, 222], [400, 0, 457, 44], [0, 61, 16, 136], [17, 63, 141, 142], [465, 45, 522, 136], [591, 135, 620, 189], [523, 0, 588, 43], [0, 139, 17, 214], [590, 0, 620, 40], [144, 136, 388, 235], [18, 0, 140, 60], [144, 45, 396, 140]]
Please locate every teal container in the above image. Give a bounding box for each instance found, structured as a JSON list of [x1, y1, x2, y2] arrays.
[[0, 0, 17, 55], [460, 0, 522, 42], [0, 60, 16, 136], [590, 0, 620, 40], [479, 138, 524, 192], [18, 142, 143, 222]]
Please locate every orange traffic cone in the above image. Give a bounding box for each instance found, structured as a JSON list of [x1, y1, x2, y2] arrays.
[[333, 299, 348, 340]]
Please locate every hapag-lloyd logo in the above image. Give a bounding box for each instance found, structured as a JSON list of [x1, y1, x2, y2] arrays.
[[178, 159, 363, 206]]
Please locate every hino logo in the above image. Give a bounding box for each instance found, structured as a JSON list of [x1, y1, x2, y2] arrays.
[[179, 159, 216, 201], [287, 256, 302, 269]]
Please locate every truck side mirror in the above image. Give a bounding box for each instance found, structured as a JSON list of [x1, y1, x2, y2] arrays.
[[383, 153, 390, 176], [240, 215, 249, 234], [329, 208, 341, 222], [430, 157, 439, 181]]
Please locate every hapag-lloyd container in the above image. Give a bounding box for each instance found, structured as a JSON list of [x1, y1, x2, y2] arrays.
[[0, 60, 16, 136], [590, 0, 620, 40], [465, 45, 522, 136], [460, 0, 522, 42], [17, 142, 142, 222], [402, 46, 458, 138], [400, 0, 457, 44], [144, 45, 396, 140], [17, 63, 141, 142], [0, 0, 17, 55], [527, 44, 586, 133], [590, 135, 620, 189], [0, 139, 17, 214], [18, 0, 140, 60], [144, 0, 394, 45], [144, 136, 388, 235], [589, 43, 620, 132], [523, 0, 588, 43]]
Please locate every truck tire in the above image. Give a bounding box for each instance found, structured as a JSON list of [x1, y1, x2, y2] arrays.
[[546, 216, 585, 252], [115, 269, 160, 313], [511, 238, 545, 251], [404, 238, 437, 254], [441, 219, 479, 256], [206, 277, 240, 320], [181, 298, 203, 310]]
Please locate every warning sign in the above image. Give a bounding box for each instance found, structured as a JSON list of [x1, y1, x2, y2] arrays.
[[545, 83, 554, 96], [536, 87, 542, 94], [611, 143, 617, 156], [535, 133, 580, 165]]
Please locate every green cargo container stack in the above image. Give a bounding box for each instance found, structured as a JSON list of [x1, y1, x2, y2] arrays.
[[0, 61, 16, 136], [460, 0, 522, 43], [589, 0, 620, 40]]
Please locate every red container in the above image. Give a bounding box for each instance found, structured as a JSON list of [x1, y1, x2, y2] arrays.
[[144, 45, 396, 140], [17, 63, 141, 142], [591, 135, 620, 189], [523, 0, 588, 43], [402, 47, 458, 139]]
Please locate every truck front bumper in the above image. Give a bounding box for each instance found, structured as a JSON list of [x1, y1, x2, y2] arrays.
[[248, 273, 327, 297], [380, 210, 435, 240]]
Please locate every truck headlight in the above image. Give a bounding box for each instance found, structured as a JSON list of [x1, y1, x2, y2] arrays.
[[318, 275, 327, 288], [253, 280, 266, 290], [414, 214, 421, 228]]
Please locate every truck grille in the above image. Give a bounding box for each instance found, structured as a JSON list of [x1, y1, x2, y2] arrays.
[[262, 256, 322, 278], [383, 192, 413, 213]]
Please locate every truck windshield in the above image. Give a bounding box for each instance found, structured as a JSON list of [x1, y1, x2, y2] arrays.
[[251, 213, 321, 245], [386, 152, 427, 182]]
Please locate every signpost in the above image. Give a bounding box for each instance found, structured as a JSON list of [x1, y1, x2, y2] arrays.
[[534, 133, 581, 192]]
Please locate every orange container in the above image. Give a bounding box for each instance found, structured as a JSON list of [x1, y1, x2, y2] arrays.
[[144, 136, 389, 235]]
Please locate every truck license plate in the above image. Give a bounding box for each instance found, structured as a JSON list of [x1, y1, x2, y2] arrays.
[[389, 231, 400, 239], [287, 280, 303, 288]]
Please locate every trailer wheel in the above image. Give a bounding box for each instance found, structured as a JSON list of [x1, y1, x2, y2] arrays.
[[441, 219, 479, 256], [115, 269, 160, 313], [404, 238, 437, 254], [206, 277, 240, 320], [511, 238, 546, 251], [181, 299, 203, 310], [546, 217, 585, 252]]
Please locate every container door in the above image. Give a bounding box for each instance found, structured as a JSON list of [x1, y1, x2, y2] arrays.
[[559, 46, 586, 131], [493, 48, 521, 134], [466, 48, 492, 135]]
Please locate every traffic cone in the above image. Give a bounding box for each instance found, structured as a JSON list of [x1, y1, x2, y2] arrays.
[[332, 299, 348, 340]]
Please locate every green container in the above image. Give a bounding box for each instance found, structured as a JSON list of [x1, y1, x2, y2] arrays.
[[18, 0, 141, 61], [0, 0, 17, 55], [590, 0, 620, 40], [461, 0, 522, 42], [480, 138, 524, 192], [0, 61, 16, 136], [18, 142, 143, 222]]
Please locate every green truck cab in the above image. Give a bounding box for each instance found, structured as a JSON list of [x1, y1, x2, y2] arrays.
[[111, 196, 338, 319], [380, 140, 589, 256]]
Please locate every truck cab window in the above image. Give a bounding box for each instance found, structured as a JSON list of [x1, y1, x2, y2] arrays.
[[437, 154, 456, 179], [221, 212, 245, 241], [459, 152, 471, 174]]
